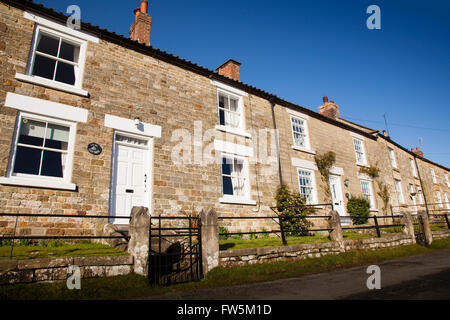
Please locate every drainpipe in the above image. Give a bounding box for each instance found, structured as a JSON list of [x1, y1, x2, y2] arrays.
[[270, 97, 283, 186], [414, 156, 430, 217]]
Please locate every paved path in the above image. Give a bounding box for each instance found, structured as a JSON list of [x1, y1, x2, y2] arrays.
[[145, 249, 450, 300]]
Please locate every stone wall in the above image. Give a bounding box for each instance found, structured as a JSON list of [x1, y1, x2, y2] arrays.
[[432, 230, 450, 240], [219, 235, 414, 268], [0, 255, 133, 285], [220, 242, 342, 268]]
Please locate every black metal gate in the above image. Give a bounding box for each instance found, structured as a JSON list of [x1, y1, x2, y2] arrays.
[[149, 216, 203, 286]]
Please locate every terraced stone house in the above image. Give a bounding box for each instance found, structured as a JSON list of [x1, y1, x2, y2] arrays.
[[0, 0, 448, 238]]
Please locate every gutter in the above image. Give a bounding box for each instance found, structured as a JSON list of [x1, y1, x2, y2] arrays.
[[270, 98, 283, 186], [414, 156, 430, 217]]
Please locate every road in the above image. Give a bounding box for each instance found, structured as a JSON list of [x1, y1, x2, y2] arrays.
[[145, 249, 450, 300]]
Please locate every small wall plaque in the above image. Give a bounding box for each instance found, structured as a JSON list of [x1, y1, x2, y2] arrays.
[[87, 143, 102, 155]]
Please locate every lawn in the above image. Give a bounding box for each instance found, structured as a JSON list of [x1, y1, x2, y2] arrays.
[[2, 237, 449, 300], [219, 232, 406, 251], [219, 234, 331, 250], [0, 241, 128, 260]]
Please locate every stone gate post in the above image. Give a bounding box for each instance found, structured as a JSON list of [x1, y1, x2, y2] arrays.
[[200, 208, 219, 274], [418, 210, 433, 246], [328, 210, 345, 252], [128, 206, 150, 276], [401, 211, 416, 243]]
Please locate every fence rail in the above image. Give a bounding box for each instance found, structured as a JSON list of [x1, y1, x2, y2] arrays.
[[0, 212, 131, 259]]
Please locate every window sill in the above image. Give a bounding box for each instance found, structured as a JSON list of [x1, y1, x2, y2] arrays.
[[215, 125, 252, 139], [392, 167, 400, 172], [219, 197, 257, 206], [369, 209, 379, 212], [291, 146, 316, 155], [356, 163, 370, 168], [15, 73, 89, 97], [0, 177, 77, 191]]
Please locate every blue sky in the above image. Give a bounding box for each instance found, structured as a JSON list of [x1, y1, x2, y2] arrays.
[[36, 0, 450, 167]]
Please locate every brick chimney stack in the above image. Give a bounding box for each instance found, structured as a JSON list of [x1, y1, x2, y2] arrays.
[[411, 147, 424, 158], [318, 96, 340, 119], [130, 0, 152, 46], [216, 59, 242, 81]]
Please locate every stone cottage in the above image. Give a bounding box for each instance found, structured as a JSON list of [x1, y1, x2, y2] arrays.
[[0, 0, 448, 238]]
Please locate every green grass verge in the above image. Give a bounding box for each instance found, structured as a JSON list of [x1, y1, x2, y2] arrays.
[[219, 235, 330, 250], [219, 232, 414, 251], [2, 237, 450, 300], [0, 242, 128, 260]]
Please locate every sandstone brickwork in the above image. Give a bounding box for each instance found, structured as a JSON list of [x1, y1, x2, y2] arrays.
[[0, 1, 448, 240]]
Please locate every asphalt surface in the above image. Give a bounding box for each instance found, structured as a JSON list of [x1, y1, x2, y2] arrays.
[[145, 248, 450, 300]]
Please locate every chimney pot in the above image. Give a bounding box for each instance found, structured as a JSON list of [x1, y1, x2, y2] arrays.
[[323, 96, 328, 103], [141, 0, 148, 14]]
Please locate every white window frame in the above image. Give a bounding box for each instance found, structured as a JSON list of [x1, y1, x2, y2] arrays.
[[388, 147, 397, 168], [353, 138, 367, 166], [394, 179, 405, 204], [430, 167, 437, 184], [16, 24, 89, 96], [297, 168, 318, 205], [290, 115, 313, 152], [436, 191, 443, 208], [216, 89, 246, 135], [409, 183, 418, 212], [445, 174, 450, 188], [443, 193, 450, 210], [416, 185, 424, 205], [219, 152, 255, 205], [0, 112, 77, 190], [410, 158, 417, 177], [360, 180, 375, 209]]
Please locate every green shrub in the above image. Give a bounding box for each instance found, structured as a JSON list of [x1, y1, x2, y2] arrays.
[[232, 230, 243, 240], [275, 184, 313, 236], [218, 226, 229, 240], [0, 239, 13, 246], [347, 196, 371, 225], [249, 230, 257, 240], [260, 228, 269, 239]]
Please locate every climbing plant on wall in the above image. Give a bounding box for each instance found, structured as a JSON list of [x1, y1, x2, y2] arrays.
[[314, 151, 336, 202]]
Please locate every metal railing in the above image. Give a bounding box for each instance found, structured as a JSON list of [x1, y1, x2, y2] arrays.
[[0, 212, 131, 259], [391, 202, 450, 231], [340, 215, 404, 238], [218, 203, 333, 245]]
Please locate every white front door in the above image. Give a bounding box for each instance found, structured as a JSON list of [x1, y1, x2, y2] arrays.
[[329, 175, 347, 222], [110, 134, 150, 224]]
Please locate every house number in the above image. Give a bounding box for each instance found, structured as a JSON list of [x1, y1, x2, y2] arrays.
[[87, 143, 102, 155]]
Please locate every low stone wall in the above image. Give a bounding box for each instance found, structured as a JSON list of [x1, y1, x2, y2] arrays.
[[344, 235, 414, 251], [219, 235, 414, 268], [0, 255, 133, 285], [432, 230, 450, 240], [220, 242, 342, 267]]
